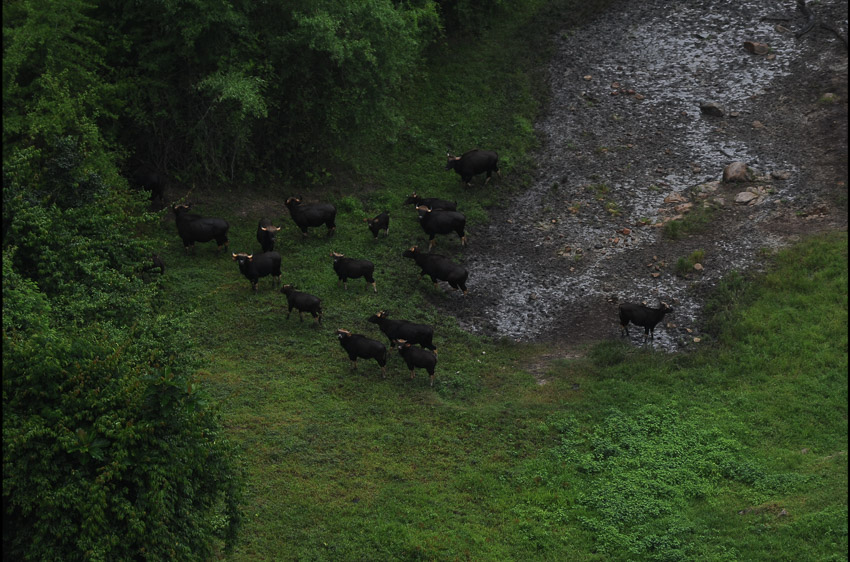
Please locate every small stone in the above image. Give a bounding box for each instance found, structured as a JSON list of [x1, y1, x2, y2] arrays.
[[651, 272, 661, 278], [775, 24, 792, 34], [723, 162, 755, 183], [664, 193, 688, 203], [766, 54, 776, 61], [621, 228, 631, 236], [771, 170, 792, 180], [752, 120, 764, 129], [583, 75, 592, 81], [700, 102, 725, 117], [611, 82, 620, 89], [634, 94, 645, 100], [686, 328, 693, 333], [693, 263, 703, 271], [730, 111, 740, 117], [735, 191, 759, 204], [693, 337, 701, 343], [743, 41, 770, 55], [819, 92, 839, 104], [778, 509, 788, 517]]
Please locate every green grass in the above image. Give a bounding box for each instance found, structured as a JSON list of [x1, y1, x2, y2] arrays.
[[143, 0, 847, 557], [163, 190, 847, 561]]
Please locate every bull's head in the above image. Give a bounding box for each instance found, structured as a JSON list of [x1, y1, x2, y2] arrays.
[[445, 153, 460, 170], [331, 251, 344, 259], [336, 329, 352, 339]]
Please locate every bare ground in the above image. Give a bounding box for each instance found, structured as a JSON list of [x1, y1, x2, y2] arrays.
[[446, 0, 848, 358]]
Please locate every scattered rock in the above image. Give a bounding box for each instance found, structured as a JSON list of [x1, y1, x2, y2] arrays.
[[583, 75, 592, 81], [693, 337, 701, 343], [693, 263, 703, 271], [700, 102, 725, 117], [664, 192, 688, 203], [634, 93, 645, 100], [651, 272, 661, 278], [723, 162, 756, 182], [743, 41, 770, 55], [752, 120, 765, 129], [778, 509, 788, 517], [771, 170, 792, 180], [819, 92, 839, 104], [775, 24, 792, 34], [735, 191, 759, 204]]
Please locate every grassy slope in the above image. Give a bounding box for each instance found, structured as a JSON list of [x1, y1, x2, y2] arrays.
[[149, 1, 846, 559]]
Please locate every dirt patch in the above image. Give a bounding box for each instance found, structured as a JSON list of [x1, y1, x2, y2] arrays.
[[448, 0, 848, 355]]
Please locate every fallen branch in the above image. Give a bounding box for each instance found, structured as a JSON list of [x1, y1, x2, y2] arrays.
[[795, 0, 815, 38]]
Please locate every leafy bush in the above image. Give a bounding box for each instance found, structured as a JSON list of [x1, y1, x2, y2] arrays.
[[3, 253, 244, 559]]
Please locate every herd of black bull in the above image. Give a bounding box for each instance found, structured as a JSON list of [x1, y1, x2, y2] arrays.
[[160, 149, 673, 385]]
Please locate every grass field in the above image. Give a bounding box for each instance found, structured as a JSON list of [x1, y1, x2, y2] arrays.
[[144, 1, 847, 558]]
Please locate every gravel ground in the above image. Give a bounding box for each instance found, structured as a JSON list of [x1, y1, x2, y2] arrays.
[[448, 0, 848, 354]]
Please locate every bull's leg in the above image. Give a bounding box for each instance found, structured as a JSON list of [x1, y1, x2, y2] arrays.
[[428, 237, 437, 252], [380, 365, 386, 379], [371, 281, 377, 293], [429, 374, 435, 387], [299, 311, 304, 322], [410, 369, 415, 380]]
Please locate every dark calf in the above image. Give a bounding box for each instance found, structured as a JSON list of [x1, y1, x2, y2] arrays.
[[394, 339, 438, 387], [331, 252, 376, 292], [285, 196, 336, 237], [402, 246, 468, 295], [619, 302, 673, 341], [367, 310, 436, 350], [280, 285, 322, 324], [336, 329, 388, 377], [257, 218, 282, 253], [417, 206, 467, 251], [403, 193, 457, 212], [232, 251, 282, 292], [173, 204, 230, 254], [445, 149, 500, 186], [364, 211, 390, 238]]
